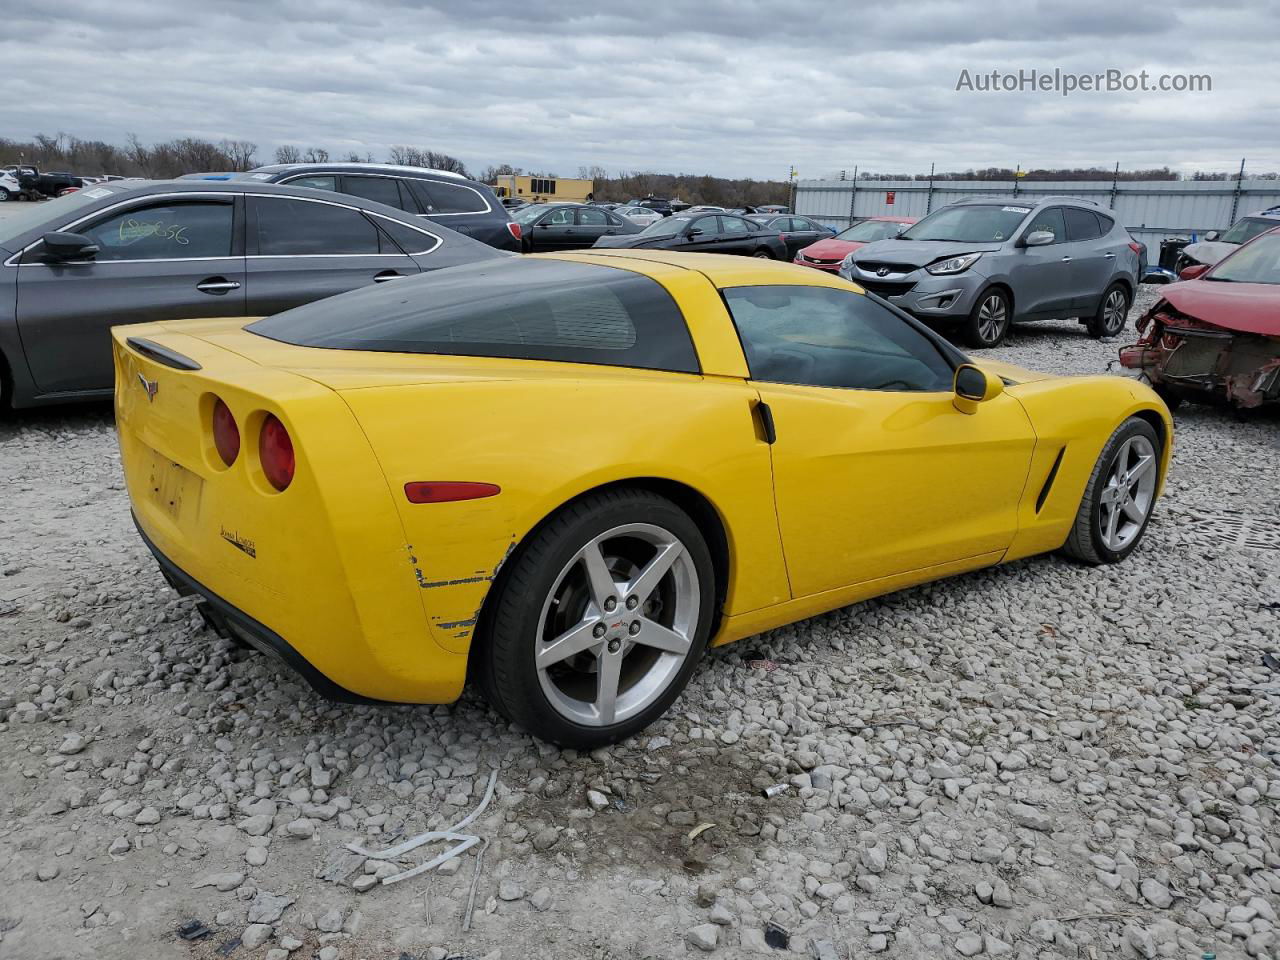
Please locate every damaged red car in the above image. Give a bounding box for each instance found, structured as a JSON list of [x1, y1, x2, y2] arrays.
[[1120, 228, 1280, 410]]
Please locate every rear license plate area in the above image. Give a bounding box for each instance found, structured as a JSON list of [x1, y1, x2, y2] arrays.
[[145, 450, 203, 527]]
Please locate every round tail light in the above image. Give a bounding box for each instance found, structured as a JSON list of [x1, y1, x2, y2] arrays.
[[259, 414, 295, 491], [212, 397, 240, 467]]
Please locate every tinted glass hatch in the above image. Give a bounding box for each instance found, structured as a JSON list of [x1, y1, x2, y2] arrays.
[[248, 258, 700, 372]]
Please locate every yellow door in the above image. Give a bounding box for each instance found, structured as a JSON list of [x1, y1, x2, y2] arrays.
[[760, 383, 1037, 597], [715, 281, 1038, 600]]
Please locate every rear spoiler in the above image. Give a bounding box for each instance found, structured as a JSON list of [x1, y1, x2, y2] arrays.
[[125, 336, 202, 371]]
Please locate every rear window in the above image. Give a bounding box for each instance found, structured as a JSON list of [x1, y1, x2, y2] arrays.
[[248, 258, 701, 373], [411, 179, 489, 214]]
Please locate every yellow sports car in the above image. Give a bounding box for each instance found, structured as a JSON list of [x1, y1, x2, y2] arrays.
[[114, 251, 1172, 747]]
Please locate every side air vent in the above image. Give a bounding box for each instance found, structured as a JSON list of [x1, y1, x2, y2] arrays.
[[1035, 447, 1066, 513]]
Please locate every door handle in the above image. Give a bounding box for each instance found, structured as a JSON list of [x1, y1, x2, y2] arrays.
[[373, 271, 404, 283], [753, 400, 777, 444], [196, 278, 241, 294], [1060, 256, 1072, 262], [1103, 253, 1116, 259]]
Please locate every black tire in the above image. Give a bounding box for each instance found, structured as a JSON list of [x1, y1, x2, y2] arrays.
[[752, 249, 774, 259], [476, 488, 715, 748], [0, 188, 9, 202], [1060, 417, 1161, 565], [1087, 282, 1129, 338], [962, 288, 1012, 348]]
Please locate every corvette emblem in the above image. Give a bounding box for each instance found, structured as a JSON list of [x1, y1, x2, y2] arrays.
[[137, 373, 159, 402], [876, 265, 891, 277]]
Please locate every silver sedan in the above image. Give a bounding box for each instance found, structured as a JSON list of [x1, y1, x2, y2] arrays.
[[616, 205, 664, 227]]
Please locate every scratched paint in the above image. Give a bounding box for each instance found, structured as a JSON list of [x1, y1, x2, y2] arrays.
[[418, 574, 491, 590]]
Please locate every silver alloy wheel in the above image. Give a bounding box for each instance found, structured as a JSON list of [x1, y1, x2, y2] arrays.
[[977, 294, 1008, 343], [753, 251, 771, 258], [535, 522, 700, 727], [1098, 434, 1157, 551], [1102, 288, 1127, 333]]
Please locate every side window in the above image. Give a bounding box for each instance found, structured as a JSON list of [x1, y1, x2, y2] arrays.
[[341, 176, 406, 210], [254, 197, 381, 255], [413, 180, 488, 215], [578, 208, 608, 226], [605, 212, 625, 226], [287, 175, 337, 192], [1094, 213, 1115, 235], [723, 285, 954, 392], [1026, 207, 1067, 244], [78, 201, 234, 261], [721, 217, 750, 236], [396, 180, 422, 213], [546, 208, 574, 225], [1064, 207, 1104, 241], [370, 215, 439, 256], [691, 216, 720, 235]]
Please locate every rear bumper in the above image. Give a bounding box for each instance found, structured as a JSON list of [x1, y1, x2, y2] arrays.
[[134, 514, 384, 705]]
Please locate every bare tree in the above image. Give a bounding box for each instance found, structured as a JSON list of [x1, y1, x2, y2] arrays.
[[222, 140, 257, 171], [274, 145, 302, 164], [304, 147, 330, 163]]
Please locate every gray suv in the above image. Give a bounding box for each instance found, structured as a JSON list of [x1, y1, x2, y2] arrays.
[[838, 197, 1140, 347]]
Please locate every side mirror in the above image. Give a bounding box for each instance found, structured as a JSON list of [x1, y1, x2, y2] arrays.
[[1023, 230, 1055, 247], [1178, 263, 1209, 280], [1204, 231, 1219, 241], [536, 221, 553, 228], [953, 364, 1004, 415], [42, 231, 99, 262], [686, 228, 703, 238]]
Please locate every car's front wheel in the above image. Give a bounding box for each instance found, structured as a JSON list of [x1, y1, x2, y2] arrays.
[[963, 288, 1012, 348], [0, 188, 9, 202], [478, 489, 715, 748], [1060, 417, 1161, 565], [1087, 283, 1129, 338]]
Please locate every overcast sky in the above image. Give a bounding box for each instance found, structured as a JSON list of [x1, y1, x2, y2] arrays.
[[4, 0, 1276, 180]]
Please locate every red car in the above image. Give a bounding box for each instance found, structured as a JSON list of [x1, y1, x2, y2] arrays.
[[793, 216, 916, 272], [1120, 227, 1280, 410]]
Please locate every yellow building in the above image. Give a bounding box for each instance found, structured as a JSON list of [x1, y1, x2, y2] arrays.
[[493, 175, 594, 204]]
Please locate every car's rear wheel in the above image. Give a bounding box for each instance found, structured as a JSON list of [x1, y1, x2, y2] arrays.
[[0, 188, 9, 202], [478, 489, 715, 748], [1060, 417, 1161, 565], [1087, 283, 1129, 338], [753, 249, 774, 258], [962, 289, 1012, 348]]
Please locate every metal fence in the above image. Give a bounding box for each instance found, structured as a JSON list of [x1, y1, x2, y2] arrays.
[[794, 178, 1280, 244]]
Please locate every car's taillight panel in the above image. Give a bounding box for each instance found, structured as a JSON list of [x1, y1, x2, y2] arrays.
[[506, 222, 522, 241], [259, 414, 295, 492], [211, 397, 240, 467]]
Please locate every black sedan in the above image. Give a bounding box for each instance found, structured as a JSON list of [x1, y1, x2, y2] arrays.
[[0, 179, 504, 409], [748, 215, 834, 258], [513, 203, 641, 252], [592, 212, 788, 259]]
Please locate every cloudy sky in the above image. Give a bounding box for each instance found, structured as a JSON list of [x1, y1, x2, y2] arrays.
[[5, 0, 1277, 180]]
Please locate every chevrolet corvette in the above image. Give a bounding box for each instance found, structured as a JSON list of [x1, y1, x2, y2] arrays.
[[115, 251, 1173, 747]]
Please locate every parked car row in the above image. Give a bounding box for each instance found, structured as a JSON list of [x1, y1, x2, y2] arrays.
[[0, 178, 504, 408], [0, 165, 84, 201]]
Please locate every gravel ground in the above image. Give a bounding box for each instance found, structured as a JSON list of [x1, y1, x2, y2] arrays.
[[1, 286, 1278, 960]]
